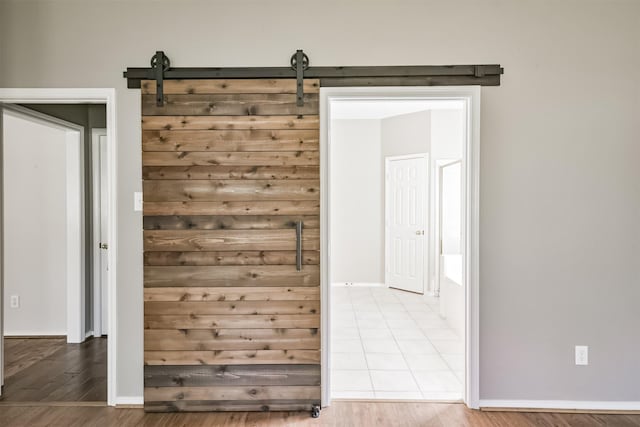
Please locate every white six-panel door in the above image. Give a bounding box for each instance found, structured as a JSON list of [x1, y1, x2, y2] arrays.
[[385, 154, 428, 294]]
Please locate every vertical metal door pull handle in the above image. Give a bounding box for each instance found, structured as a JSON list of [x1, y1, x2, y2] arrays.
[[296, 221, 303, 271]]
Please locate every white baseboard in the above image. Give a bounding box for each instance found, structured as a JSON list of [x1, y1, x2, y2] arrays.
[[331, 282, 386, 287], [114, 396, 143, 407], [479, 399, 640, 412]]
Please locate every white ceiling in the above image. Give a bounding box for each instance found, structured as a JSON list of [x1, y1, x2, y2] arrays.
[[330, 99, 464, 120]]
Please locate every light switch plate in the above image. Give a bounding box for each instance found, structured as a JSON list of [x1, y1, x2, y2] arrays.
[[134, 192, 143, 212], [575, 345, 589, 365], [10, 295, 19, 308]]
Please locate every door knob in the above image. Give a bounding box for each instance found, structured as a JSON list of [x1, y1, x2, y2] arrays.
[[415, 230, 424, 235], [99, 243, 109, 250]]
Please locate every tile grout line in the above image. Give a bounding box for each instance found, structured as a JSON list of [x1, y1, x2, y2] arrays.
[[375, 288, 424, 399], [409, 298, 464, 394], [354, 287, 376, 398]]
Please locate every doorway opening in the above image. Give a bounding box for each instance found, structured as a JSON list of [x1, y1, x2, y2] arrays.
[[322, 87, 480, 407], [0, 89, 117, 406]]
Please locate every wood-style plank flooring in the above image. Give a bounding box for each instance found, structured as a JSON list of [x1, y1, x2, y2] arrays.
[[1, 338, 639, 425], [1, 337, 107, 403], [1, 402, 640, 426]]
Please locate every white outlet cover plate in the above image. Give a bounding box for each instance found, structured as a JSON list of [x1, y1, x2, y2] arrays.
[[575, 345, 589, 365]]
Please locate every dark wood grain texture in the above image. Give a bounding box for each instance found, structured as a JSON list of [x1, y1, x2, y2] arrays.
[[1, 337, 107, 403], [144, 365, 320, 387], [143, 251, 319, 266], [141, 79, 320, 95]]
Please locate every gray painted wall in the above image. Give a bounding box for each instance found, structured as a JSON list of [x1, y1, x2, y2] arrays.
[[1, 0, 639, 402]]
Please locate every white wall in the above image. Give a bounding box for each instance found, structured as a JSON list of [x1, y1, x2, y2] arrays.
[[381, 111, 431, 158], [430, 109, 464, 160], [3, 113, 68, 335], [330, 119, 383, 284], [2, 0, 639, 402]]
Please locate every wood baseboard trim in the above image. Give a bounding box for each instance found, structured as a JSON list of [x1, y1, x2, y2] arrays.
[[0, 401, 107, 407]]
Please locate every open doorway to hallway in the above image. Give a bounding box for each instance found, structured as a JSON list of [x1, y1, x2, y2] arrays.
[[328, 97, 467, 401], [1, 104, 109, 403]]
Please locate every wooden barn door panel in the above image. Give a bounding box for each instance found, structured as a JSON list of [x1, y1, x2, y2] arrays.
[[142, 79, 320, 412]]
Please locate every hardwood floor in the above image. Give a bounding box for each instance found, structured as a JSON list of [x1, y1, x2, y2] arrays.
[[0, 402, 639, 426], [1, 337, 107, 403], [1, 338, 639, 425]]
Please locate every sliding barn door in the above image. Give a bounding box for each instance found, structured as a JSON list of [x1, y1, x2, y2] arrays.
[[141, 79, 320, 412]]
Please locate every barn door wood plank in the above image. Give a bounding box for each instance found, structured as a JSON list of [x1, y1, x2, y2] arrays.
[[142, 129, 319, 152], [144, 314, 320, 329], [143, 286, 319, 302], [144, 229, 320, 252], [144, 365, 320, 387], [143, 215, 320, 231], [142, 151, 319, 167], [143, 250, 319, 266], [143, 200, 320, 216], [142, 165, 320, 180], [144, 301, 320, 316], [141, 115, 319, 131], [142, 93, 319, 116], [141, 79, 320, 95], [144, 328, 320, 351], [144, 350, 321, 366], [143, 179, 320, 202]]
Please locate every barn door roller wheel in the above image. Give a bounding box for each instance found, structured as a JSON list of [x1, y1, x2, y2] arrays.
[[150, 51, 171, 107], [311, 404, 321, 418]]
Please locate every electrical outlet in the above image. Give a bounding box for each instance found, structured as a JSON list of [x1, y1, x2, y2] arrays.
[[10, 295, 19, 308], [575, 345, 589, 365]]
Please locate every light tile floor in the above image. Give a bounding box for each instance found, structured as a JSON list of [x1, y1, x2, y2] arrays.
[[331, 285, 464, 400]]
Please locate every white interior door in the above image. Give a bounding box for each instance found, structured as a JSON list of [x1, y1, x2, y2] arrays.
[[439, 160, 463, 285], [385, 155, 428, 294], [92, 129, 108, 336]]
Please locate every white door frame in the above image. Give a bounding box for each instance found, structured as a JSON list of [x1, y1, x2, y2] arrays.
[[384, 153, 429, 295], [2, 104, 85, 343], [0, 88, 118, 406], [321, 86, 481, 408], [91, 128, 108, 337]]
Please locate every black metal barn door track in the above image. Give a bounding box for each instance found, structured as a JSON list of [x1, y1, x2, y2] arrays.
[[124, 49, 504, 107]]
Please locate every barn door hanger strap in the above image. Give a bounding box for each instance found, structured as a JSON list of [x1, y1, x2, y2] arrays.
[[123, 49, 504, 106], [292, 50, 309, 107]]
